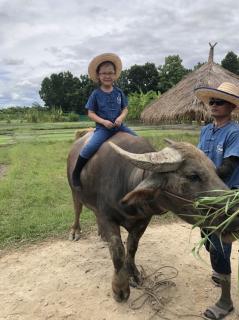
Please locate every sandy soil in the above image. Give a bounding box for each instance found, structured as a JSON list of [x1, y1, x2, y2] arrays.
[[0, 223, 238, 320]]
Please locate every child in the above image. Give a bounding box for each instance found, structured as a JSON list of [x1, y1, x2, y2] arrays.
[[72, 53, 137, 187]]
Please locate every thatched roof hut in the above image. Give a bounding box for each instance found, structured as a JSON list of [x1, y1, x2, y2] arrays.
[[141, 44, 239, 124]]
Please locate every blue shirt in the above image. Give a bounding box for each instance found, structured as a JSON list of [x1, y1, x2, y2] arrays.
[[198, 121, 239, 188], [85, 87, 128, 128]]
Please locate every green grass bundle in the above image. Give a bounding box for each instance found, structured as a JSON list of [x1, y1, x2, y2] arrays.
[[192, 189, 239, 258]]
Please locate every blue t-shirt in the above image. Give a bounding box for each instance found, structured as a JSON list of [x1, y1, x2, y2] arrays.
[[198, 121, 239, 188], [85, 87, 128, 127]]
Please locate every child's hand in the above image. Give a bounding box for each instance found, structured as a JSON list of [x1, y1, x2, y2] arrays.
[[103, 120, 115, 129], [114, 117, 123, 127]]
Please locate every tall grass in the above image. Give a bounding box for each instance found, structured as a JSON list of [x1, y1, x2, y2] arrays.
[[0, 106, 81, 123]]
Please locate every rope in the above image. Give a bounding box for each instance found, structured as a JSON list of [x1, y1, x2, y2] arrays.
[[129, 265, 205, 320]]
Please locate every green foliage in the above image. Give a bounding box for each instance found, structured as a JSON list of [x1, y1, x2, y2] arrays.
[[120, 63, 160, 94], [221, 51, 239, 75], [0, 107, 26, 121], [116, 69, 129, 94], [0, 91, 160, 123], [25, 108, 41, 123], [39, 71, 96, 113], [158, 55, 190, 93], [127, 91, 160, 120], [48, 107, 64, 122], [0, 106, 83, 123], [77, 74, 97, 111], [192, 189, 239, 257], [68, 112, 80, 122]]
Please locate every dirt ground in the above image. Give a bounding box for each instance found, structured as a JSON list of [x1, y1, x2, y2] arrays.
[[0, 223, 238, 320]]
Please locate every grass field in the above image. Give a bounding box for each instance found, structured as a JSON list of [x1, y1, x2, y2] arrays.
[[0, 122, 200, 249]]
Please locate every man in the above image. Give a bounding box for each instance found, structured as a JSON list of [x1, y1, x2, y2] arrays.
[[195, 82, 239, 320]]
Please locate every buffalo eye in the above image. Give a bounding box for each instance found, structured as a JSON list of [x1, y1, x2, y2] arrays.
[[187, 174, 201, 182]]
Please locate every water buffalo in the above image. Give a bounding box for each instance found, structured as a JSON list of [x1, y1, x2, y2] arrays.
[[67, 131, 239, 302]]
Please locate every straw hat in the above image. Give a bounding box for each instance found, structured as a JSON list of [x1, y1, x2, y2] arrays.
[[195, 82, 239, 107], [88, 53, 122, 83]]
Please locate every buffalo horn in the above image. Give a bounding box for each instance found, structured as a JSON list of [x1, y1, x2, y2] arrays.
[[109, 142, 183, 172]]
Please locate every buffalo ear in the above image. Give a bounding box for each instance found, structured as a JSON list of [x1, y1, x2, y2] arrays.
[[121, 188, 155, 206], [119, 189, 156, 216]]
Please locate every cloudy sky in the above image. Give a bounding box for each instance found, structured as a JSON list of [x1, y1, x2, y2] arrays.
[[0, 0, 239, 107]]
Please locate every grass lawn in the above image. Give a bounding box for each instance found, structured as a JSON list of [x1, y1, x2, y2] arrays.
[[0, 122, 200, 249], [0, 141, 96, 248], [140, 129, 199, 149]]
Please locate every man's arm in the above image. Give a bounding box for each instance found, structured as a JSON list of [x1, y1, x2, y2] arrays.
[[216, 156, 239, 181]]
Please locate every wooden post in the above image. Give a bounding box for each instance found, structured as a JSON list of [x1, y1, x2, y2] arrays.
[[208, 42, 217, 63]]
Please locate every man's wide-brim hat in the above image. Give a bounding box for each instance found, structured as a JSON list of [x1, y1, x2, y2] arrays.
[[88, 53, 122, 83], [195, 82, 239, 108]]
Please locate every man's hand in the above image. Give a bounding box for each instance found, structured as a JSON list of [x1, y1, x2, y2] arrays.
[[114, 116, 123, 127], [102, 120, 115, 129]]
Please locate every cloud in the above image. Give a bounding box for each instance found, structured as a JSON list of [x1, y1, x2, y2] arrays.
[[2, 58, 24, 66], [0, 0, 239, 107]]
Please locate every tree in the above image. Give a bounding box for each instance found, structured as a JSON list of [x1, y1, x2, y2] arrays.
[[117, 70, 130, 95], [127, 63, 160, 94], [221, 51, 239, 75], [158, 55, 189, 93], [77, 75, 96, 114], [39, 72, 96, 114], [39, 71, 82, 112], [118, 63, 160, 95]]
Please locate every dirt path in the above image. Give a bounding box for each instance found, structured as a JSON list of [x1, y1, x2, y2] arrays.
[[0, 223, 238, 320]]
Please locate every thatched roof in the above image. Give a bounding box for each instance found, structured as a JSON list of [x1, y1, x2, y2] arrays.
[[141, 44, 239, 124]]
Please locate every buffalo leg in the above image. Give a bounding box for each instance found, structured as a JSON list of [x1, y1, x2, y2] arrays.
[[126, 218, 151, 287], [69, 190, 82, 241], [95, 213, 108, 242], [106, 222, 130, 302]]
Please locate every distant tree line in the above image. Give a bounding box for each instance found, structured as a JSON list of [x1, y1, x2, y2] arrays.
[[39, 51, 239, 114]]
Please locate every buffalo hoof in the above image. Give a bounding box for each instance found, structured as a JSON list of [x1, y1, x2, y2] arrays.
[[112, 271, 130, 302], [126, 265, 142, 288], [113, 287, 130, 302], [129, 274, 142, 288], [68, 228, 81, 241]]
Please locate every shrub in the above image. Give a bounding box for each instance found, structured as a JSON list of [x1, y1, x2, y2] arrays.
[[49, 108, 64, 122], [127, 91, 160, 120], [67, 112, 80, 122]]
